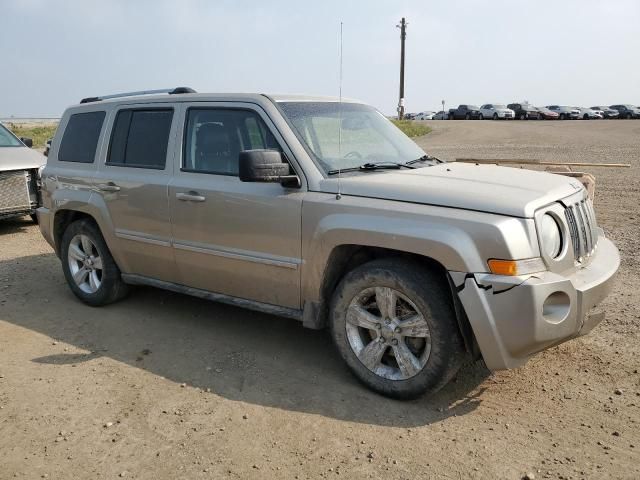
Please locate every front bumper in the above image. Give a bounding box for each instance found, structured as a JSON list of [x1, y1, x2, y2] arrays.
[[450, 235, 619, 370]]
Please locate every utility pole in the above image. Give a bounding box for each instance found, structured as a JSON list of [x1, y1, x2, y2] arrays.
[[397, 17, 407, 119]]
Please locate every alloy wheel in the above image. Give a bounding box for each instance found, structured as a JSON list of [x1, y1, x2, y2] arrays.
[[345, 287, 432, 380], [67, 234, 103, 294]]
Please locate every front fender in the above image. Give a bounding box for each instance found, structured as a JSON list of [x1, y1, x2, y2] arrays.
[[300, 193, 540, 304]]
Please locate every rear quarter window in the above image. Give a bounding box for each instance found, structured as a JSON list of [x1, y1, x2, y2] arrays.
[[58, 111, 106, 163]]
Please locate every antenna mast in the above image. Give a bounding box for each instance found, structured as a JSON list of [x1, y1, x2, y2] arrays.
[[337, 21, 343, 200], [397, 17, 407, 120]]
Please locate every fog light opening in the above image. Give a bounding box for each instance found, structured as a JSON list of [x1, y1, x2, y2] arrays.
[[542, 291, 571, 324]]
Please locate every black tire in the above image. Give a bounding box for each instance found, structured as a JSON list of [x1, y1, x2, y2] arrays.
[[560, 113, 566, 120], [479, 113, 484, 120], [493, 113, 498, 120], [329, 258, 466, 399], [520, 113, 527, 120], [448, 113, 454, 120], [627, 113, 632, 119], [60, 219, 129, 306], [30, 213, 38, 224], [465, 113, 471, 120]]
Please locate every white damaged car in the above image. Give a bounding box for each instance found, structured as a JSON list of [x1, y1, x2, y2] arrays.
[[0, 122, 46, 222]]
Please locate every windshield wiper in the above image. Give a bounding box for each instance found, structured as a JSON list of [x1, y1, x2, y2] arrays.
[[405, 154, 444, 165], [327, 162, 415, 175]]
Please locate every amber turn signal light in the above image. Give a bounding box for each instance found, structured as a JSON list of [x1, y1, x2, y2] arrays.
[[487, 258, 546, 276]]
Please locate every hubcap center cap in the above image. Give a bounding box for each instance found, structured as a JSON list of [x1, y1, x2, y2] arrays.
[[380, 322, 400, 342]]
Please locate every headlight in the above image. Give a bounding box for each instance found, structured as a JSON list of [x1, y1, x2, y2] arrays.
[[540, 213, 562, 258]]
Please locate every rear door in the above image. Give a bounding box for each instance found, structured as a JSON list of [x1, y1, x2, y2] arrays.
[[93, 103, 178, 282], [168, 102, 303, 308]]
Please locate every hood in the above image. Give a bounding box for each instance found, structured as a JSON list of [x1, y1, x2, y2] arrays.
[[318, 162, 582, 218], [0, 146, 46, 171]]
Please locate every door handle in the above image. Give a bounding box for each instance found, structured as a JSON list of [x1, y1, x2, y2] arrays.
[[98, 182, 121, 192], [176, 191, 206, 202]]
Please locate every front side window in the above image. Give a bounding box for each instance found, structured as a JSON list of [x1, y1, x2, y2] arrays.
[[59, 111, 106, 163], [278, 102, 427, 174], [183, 108, 281, 175], [108, 109, 173, 169], [0, 123, 22, 147]]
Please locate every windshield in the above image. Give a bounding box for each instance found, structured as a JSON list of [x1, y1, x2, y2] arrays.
[[0, 123, 22, 147], [278, 102, 427, 173]]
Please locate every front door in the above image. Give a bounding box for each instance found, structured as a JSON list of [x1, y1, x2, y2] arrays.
[[168, 103, 304, 309]]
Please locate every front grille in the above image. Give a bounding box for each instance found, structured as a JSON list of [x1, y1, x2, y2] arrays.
[[0, 170, 31, 215], [564, 197, 599, 264]]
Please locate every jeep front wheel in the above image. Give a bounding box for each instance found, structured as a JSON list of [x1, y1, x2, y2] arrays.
[[61, 219, 129, 306], [329, 259, 465, 399]]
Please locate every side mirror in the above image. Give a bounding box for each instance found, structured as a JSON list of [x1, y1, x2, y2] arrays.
[[239, 150, 300, 187], [20, 137, 33, 148]]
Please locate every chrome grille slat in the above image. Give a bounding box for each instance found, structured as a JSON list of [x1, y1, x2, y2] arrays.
[[579, 201, 592, 253], [564, 195, 599, 265], [572, 203, 587, 262], [565, 207, 579, 259]]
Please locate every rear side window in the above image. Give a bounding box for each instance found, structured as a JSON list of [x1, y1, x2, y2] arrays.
[[107, 109, 173, 169], [58, 111, 105, 163]]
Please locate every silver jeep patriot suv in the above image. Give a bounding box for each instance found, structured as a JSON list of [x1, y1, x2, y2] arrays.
[[38, 88, 619, 399]]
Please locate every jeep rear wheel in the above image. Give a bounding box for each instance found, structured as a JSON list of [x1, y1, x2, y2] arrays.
[[61, 219, 129, 306], [329, 259, 465, 399]]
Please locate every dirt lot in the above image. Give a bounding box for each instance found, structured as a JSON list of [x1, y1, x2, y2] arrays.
[[1, 120, 639, 479]]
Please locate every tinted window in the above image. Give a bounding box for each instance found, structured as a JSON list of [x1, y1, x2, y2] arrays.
[[59, 111, 105, 163], [107, 109, 173, 169], [183, 109, 281, 175]]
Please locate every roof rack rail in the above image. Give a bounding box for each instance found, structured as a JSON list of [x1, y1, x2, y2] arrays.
[[80, 87, 196, 104]]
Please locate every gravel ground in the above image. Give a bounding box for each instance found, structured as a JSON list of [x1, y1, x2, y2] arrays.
[[1, 120, 639, 480]]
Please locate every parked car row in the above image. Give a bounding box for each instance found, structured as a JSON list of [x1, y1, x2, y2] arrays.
[[406, 103, 640, 120]]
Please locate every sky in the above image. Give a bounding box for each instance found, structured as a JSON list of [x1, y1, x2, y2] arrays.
[[1, 0, 639, 117]]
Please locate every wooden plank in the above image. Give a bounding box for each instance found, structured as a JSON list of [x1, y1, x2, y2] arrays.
[[455, 158, 630, 168]]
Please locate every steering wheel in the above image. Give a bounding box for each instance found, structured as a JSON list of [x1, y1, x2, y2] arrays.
[[343, 151, 362, 159]]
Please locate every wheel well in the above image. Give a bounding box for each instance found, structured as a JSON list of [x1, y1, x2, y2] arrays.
[[316, 245, 478, 356], [53, 210, 97, 256]]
